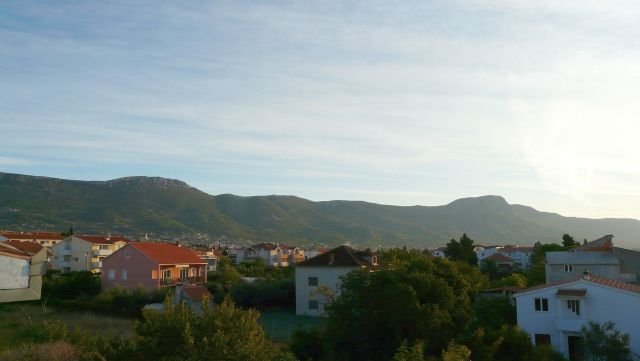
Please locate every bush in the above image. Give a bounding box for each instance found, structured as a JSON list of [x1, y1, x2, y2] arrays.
[[42, 271, 101, 300], [230, 279, 295, 310]]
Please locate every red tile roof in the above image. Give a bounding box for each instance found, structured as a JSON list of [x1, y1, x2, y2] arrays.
[[130, 242, 206, 265], [182, 286, 212, 301], [0, 243, 31, 260], [3, 240, 44, 255], [297, 245, 376, 267], [1, 231, 63, 241], [75, 235, 131, 244], [519, 275, 640, 295]]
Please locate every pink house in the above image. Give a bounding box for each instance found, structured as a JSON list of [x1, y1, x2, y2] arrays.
[[101, 242, 207, 290]]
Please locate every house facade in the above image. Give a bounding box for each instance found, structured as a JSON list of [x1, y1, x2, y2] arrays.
[[101, 242, 207, 290], [0, 241, 47, 302], [295, 245, 377, 317], [514, 275, 640, 359], [545, 235, 640, 284], [51, 235, 129, 273], [476, 245, 534, 270]]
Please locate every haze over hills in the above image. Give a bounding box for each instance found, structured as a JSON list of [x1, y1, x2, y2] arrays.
[[1, 171, 640, 248]]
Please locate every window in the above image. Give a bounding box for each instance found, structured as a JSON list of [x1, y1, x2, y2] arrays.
[[567, 299, 580, 316], [180, 268, 189, 280], [121, 269, 128, 280], [309, 300, 319, 310], [308, 277, 318, 286], [63, 267, 71, 273], [535, 334, 551, 346], [163, 269, 172, 280], [199, 267, 205, 276], [124, 250, 130, 259], [63, 255, 71, 262], [564, 264, 574, 273], [108, 270, 115, 280], [534, 298, 549, 312]]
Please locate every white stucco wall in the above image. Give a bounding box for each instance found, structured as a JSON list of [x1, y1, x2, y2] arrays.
[[0, 255, 30, 289], [516, 280, 640, 357], [295, 266, 358, 316]]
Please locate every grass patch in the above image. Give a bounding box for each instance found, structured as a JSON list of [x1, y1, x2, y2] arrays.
[[0, 303, 134, 351]]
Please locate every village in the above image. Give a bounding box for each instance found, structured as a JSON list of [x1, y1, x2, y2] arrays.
[[1, 230, 639, 360]]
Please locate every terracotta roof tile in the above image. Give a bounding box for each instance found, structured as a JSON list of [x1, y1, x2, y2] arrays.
[[130, 242, 206, 265], [75, 235, 131, 244], [182, 286, 212, 301], [1, 231, 63, 241], [3, 240, 44, 255], [519, 275, 640, 295]]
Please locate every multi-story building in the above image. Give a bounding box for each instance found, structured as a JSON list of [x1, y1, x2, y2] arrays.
[[295, 245, 378, 317], [51, 234, 129, 273], [476, 245, 534, 270], [514, 274, 640, 359], [545, 235, 640, 284], [101, 242, 207, 290]]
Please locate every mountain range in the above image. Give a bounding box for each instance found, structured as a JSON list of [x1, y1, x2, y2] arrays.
[[1, 172, 640, 248]]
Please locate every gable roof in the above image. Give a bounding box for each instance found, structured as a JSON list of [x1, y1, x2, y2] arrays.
[[129, 242, 206, 265], [182, 286, 212, 301], [516, 275, 640, 297], [572, 234, 614, 253], [500, 246, 535, 253], [297, 245, 375, 267], [0, 242, 31, 260], [3, 240, 44, 255], [1, 231, 63, 241], [74, 234, 131, 244], [546, 251, 619, 265]]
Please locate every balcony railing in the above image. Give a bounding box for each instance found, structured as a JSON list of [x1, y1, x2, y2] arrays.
[[160, 276, 206, 286], [93, 249, 112, 256], [61, 248, 72, 255]]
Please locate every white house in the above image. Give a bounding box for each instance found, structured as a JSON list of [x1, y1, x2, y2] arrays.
[[476, 245, 534, 270], [295, 245, 378, 317], [0, 242, 47, 302], [514, 274, 640, 359], [431, 247, 447, 258], [51, 234, 129, 273]]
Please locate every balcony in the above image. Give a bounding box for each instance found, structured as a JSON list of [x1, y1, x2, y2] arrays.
[[555, 317, 586, 332], [61, 248, 72, 256], [93, 249, 112, 256], [160, 276, 206, 286], [91, 262, 102, 268]]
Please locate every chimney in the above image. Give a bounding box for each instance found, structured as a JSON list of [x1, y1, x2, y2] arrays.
[[328, 253, 335, 265], [106, 232, 111, 241], [176, 240, 181, 247]]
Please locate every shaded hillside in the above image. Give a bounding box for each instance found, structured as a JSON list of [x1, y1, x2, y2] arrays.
[[1, 172, 640, 248]]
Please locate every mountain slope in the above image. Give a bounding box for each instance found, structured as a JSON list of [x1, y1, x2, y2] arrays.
[[1, 172, 640, 248]]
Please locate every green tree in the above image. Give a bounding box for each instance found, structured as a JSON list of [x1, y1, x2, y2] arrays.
[[391, 341, 425, 361], [562, 234, 579, 249], [524, 243, 565, 286], [580, 321, 634, 361], [324, 250, 483, 361], [445, 234, 478, 265], [442, 342, 471, 361]]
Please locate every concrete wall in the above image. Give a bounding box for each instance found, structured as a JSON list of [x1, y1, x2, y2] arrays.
[[0, 255, 29, 289], [546, 263, 619, 283], [516, 280, 640, 357], [295, 266, 357, 316], [101, 245, 158, 290]]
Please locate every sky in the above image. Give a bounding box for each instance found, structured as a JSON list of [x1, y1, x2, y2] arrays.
[[2, 1, 640, 219]]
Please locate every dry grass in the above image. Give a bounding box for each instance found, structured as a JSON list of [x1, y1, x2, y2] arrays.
[[0, 303, 134, 351]]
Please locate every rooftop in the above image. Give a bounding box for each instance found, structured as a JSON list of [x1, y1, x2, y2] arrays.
[[3, 240, 44, 255], [74, 234, 131, 244], [517, 275, 640, 296], [546, 251, 619, 265], [297, 245, 376, 267], [129, 242, 206, 265]]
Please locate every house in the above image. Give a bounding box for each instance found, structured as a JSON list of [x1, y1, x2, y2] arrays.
[[0, 241, 47, 302], [190, 246, 222, 272], [304, 247, 330, 260], [430, 247, 447, 258], [174, 285, 213, 314], [101, 242, 207, 290], [51, 234, 129, 273], [514, 273, 640, 359], [476, 245, 534, 270], [545, 235, 640, 284], [295, 245, 378, 317], [235, 242, 304, 267], [0, 231, 64, 248], [481, 253, 516, 272], [4, 240, 52, 269]]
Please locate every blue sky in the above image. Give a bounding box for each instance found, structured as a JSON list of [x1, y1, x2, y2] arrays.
[[3, 1, 640, 219]]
